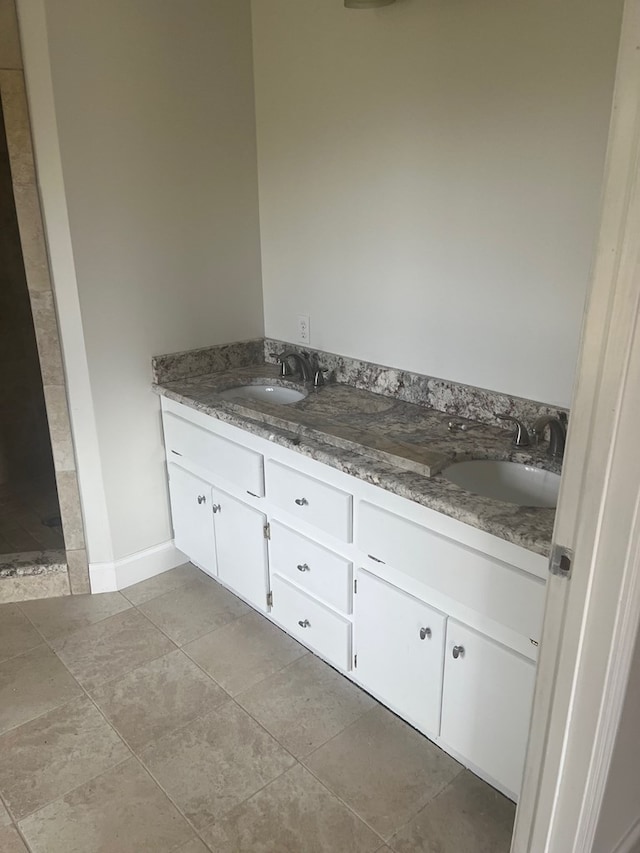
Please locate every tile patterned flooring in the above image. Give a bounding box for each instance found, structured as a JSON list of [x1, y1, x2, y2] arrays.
[[0, 479, 64, 554], [0, 565, 516, 852]]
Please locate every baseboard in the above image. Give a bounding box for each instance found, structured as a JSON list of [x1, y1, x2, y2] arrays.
[[612, 818, 640, 853], [89, 540, 186, 593]]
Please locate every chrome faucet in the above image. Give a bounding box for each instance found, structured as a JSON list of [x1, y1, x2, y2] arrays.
[[495, 414, 531, 447], [533, 416, 567, 460], [277, 351, 313, 382]]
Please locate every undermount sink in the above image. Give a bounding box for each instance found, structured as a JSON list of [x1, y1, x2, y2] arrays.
[[218, 383, 307, 405], [443, 460, 560, 508]]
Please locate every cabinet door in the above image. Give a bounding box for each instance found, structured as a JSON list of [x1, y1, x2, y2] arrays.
[[440, 619, 536, 799], [167, 464, 216, 577], [355, 570, 446, 738], [212, 487, 269, 612]]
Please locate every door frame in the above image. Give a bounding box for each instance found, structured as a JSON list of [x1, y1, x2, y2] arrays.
[[512, 1, 640, 849]]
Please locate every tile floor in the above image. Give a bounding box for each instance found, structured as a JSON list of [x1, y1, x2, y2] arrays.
[[0, 564, 516, 853], [0, 479, 64, 554]]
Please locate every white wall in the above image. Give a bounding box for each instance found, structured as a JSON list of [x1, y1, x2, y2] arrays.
[[38, 0, 263, 563], [252, 0, 623, 407]]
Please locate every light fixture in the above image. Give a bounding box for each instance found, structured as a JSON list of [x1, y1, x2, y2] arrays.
[[344, 0, 396, 8]]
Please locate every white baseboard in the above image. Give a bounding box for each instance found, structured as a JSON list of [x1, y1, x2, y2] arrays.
[[613, 818, 640, 853], [89, 540, 186, 593]]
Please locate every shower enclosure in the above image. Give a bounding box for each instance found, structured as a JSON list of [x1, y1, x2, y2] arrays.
[[0, 100, 63, 554]]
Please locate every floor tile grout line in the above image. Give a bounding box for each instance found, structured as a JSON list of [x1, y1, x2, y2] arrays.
[[131, 589, 251, 650], [15, 594, 133, 645], [180, 632, 310, 700], [0, 656, 88, 742], [7, 653, 188, 832], [118, 564, 202, 607], [0, 638, 46, 668], [13, 756, 133, 829], [380, 766, 469, 851], [118, 700, 295, 850]]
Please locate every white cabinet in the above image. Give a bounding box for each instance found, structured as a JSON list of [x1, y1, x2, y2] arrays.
[[168, 464, 216, 577], [161, 398, 547, 801], [440, 619, 536, 797], [212, 487, 269, 612], [355, 570, 446, 738]]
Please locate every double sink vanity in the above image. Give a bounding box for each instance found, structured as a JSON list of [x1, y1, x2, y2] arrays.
[[152, 339, 565, 803]]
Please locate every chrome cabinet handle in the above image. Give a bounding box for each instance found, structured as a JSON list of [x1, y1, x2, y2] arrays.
[[295, 497, 309, 507], [297, 563, 310, 572], [212, 504, 221, 514], [298, 619, 310, 628], [197, 495, 206, 505], [452, 645, 465, 659], [419, 627, 432, 640]]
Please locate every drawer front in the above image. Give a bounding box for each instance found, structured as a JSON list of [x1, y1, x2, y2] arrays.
[[270, 576, 352, 671], [163, 412, 264, 496], [358, 501, 546, 644], [270, 521, 353, 614], [266, 460, 353, 542]]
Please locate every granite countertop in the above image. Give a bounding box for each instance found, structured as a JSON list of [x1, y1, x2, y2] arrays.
[[153, 364, 557, 557]]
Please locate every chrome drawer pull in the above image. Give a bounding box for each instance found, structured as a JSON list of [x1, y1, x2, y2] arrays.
[[452, 645, 465, 659], [298, 619, 310, 628], [419, 627, 432, 640], [297, 563, 310, 572], [197, 495, 206, 505], [212, 504, 221, 514], [294, 497, 309, 506]]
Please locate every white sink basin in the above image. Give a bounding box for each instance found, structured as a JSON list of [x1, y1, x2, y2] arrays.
[[443, 460, 560, 508], [219, 384, 307, 405]]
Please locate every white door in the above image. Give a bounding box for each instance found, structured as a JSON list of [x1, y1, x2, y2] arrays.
[[355, 570, 446, 738], [441, 619, 536, 800], [212, 486, 269, 612], [167, 463, 216, 577]]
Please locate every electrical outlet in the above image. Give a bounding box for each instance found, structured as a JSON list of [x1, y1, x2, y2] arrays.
[[297, 314, 310, 345]]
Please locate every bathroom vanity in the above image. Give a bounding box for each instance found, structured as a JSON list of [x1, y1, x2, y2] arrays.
[[154, 345, 558, 802]]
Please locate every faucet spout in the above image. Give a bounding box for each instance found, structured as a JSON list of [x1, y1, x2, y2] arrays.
[[533, 416, 567, 460], [277, 351, 313, 382]]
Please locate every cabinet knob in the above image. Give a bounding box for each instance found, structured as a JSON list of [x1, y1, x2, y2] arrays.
[[297, 563, 310, 572], [419, 627, 432, 640], [452, 645, 465, 659], [212, 504, 221, 514], [298, 619, 310, 628], [197, 495, 206, 505], [295, 497, 309, 506]]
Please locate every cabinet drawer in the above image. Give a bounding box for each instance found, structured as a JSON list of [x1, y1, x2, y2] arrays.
[[270, 576, 352, 671], [266, 460, 353, 542], [163, 412, 264, 496], [270, 521, 353, 613], [358, 501, 545, 644]]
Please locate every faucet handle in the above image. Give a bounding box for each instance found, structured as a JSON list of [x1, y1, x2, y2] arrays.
[[313, 368, 328, 388], [277, 354, 293, 377], [495, 413, 531, 448]]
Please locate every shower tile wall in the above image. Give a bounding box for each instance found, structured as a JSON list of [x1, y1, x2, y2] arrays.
[[0, 100, 61, 552]]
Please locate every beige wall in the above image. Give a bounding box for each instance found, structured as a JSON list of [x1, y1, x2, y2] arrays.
[[252, 0, 623, 407], [40, 0, 264, 561]]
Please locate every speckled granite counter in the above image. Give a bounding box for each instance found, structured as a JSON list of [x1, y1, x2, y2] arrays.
[[153, 361, 558, 558]]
